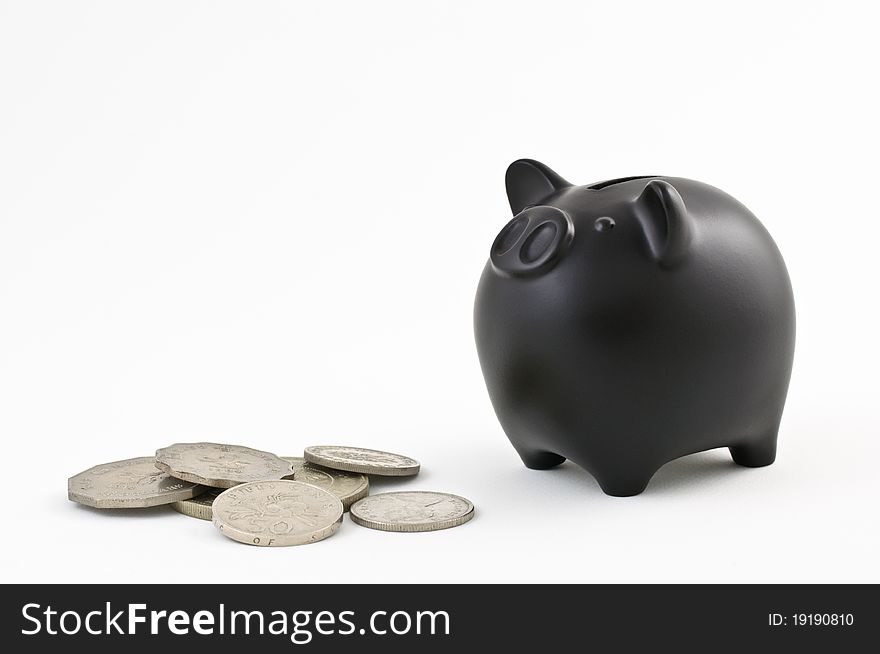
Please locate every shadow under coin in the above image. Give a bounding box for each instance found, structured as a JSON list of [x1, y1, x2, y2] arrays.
[[72, 502, 176, 518]]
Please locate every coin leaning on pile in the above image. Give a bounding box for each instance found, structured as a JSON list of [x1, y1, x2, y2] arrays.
[[155, 442, 294, 488], [68, 442, 474, 545]]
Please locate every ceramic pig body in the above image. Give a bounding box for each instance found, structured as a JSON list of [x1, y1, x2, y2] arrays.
[[474, 160, 795, 496]]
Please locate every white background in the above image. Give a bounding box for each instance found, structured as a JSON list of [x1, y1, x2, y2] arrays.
[[1, 0, 878, 584]]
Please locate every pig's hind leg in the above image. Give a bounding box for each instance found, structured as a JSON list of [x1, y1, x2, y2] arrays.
[[590, 463, 661, 497], [513, 443, 566, 470], [729, 428, 778, 468]]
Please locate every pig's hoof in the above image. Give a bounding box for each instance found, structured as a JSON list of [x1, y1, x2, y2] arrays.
[[729, 439, 777, 468], [518, 449, 566, 470], [596, 478, 652, 497], [593, 466, 659, 496]]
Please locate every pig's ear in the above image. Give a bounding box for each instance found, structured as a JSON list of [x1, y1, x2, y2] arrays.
[[505, 159, 571, 214], [635, 180, 694, 267]]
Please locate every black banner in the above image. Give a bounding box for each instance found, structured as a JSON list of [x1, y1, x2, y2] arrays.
[[2, 584, 875, 651]]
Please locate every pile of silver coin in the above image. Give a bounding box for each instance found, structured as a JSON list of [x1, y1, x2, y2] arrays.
[[68, 443, 474, 546]]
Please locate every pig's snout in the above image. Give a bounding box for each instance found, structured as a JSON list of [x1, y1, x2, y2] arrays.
[[490, 206, 573, 277]]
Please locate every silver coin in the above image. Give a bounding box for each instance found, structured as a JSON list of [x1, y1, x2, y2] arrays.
[[293, 464, 369, 511], [171, 488, 222, 520], [281, 456, 306, 479], [350, 491, 474, 532], [68, 456, 207, 509], [212, 480, 343, 547], [155, 442, 293, 488], [304, 445, 420, 477]]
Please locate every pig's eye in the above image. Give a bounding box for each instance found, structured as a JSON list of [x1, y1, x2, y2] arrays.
[[594, 217, 615, 232]]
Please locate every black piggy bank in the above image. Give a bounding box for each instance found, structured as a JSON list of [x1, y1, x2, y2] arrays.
[[474, 159, 795, 496]]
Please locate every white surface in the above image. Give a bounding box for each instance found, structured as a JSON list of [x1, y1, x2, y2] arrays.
[[1, 0, 878, 584]]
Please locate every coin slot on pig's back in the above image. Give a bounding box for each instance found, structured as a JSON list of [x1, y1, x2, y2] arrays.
[[587, 175, 657, 190]]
